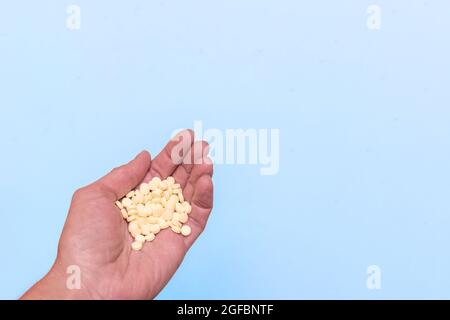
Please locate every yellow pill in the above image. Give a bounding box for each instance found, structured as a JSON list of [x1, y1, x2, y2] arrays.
[[131, 229, 141, 238], [175, 203, 184, 213], [150, 177, 161, 188], [159, 220, 169, 229], [121, 198, 133, 208], [115, 201, 124, 209], [152, 205, 164, 217], [131, 241, 143, 251], [128, 221, 139, 233], [140, 183, 150, 195], [163, 190, 171, 200], [132, 193, 144, 204], [137, 203, 145, 212], [179, 212, 188, 223], [151, 190, 162, 198], [147, 217, 160, 224], [172, 188, 181, 194], [181, 225, 191, 236], [127, 215, 137, 222], [162, 209, 173, 221], [150, 224, 161, 234], [166, 176, 175, 185], [135, 234, 145, 243], [145, 201, 153, 209], [171, 226, 181, 234], [171, 220, 182, 228], [166, 200, 177, 211], [145, 233, 155, 242], [137, 217, 147, 224], [121, 174, 193, 248], [127, 209, 138, 216], [140, 223, 151, 235], [152, 176, 161, 183], [172, 212, 180, 222]]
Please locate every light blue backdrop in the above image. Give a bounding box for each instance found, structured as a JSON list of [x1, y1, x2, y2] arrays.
[[1, 1, 450, 299]]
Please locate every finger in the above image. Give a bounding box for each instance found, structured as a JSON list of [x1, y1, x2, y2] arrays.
[[94, 151, 152, 200], [184, 174, 214, 246], [182, 155, 214, 203], [143, 129, 194, 182], [172, 140, 209, 189]]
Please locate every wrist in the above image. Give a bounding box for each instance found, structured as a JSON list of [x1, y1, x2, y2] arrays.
[[20, 259, 91, 300]]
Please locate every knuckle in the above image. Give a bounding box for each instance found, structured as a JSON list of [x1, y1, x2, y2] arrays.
[[73, 186, 91, 199]]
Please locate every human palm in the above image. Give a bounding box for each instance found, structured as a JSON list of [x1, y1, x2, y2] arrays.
[[23, 130, 213, 299]]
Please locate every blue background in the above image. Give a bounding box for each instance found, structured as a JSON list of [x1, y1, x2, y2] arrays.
[[1, 1, 450, 299]]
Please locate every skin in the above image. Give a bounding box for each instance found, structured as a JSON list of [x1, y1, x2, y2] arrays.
[[21, 129, 213, 299]]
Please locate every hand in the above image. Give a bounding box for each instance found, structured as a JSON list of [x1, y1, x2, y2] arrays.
[[21, 130, 213, 299]]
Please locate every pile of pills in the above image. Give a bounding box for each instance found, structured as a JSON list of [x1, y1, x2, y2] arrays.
[[115, 176, 192, 251]]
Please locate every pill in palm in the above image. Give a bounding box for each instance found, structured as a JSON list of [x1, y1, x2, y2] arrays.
[[181, 225, 191, 236], [116, 176, 193, 251]]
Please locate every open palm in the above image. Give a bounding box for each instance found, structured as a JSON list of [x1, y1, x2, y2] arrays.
[[53, 130, 213, 299]]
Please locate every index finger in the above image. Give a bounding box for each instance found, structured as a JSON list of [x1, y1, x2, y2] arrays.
[[142, 129, 194, 182]]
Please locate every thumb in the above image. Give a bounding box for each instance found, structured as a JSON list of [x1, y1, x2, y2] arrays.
[[93, 150, 151, 200]]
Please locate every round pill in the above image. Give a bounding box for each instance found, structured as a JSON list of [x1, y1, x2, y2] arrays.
[[166, 176, 175, 186], [159, 220, 169, 229], [140, 223, 151, 235], [179, 212, 188, 223], [135, 234, 145, 243], [121, 198, 133, 208], [115, 201, 124, 209], [131, 241, 143, 251], [140, 183, 150, 195], [162, 209, 173, 221], [131, 230, 141, 238], [127, 215, 137, 222], [127, 208, 138, 215], [175, 203, 184, 213], [147, 217, 159, 224], [128, 221, 139, 232], [172, 220, 182, 228], [118, 175, 194, 248], [150, 224, 161, 234], [171, 226, 181, 234], [181, 225, 191, 236], [160, 181, 168, 190]]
